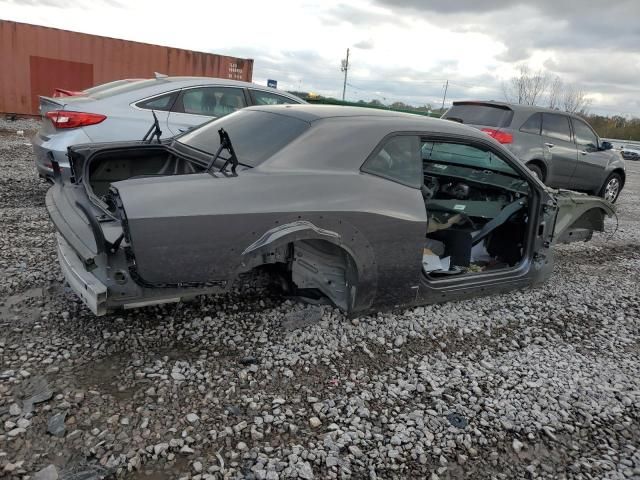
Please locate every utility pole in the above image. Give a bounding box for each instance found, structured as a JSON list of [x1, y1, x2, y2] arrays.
[[341, 48, 350, 101], [440, 79, 449, 112]]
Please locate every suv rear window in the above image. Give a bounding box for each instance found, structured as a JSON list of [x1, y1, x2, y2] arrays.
[[176, 110, 309, 167], [443, 104, 514, 127]]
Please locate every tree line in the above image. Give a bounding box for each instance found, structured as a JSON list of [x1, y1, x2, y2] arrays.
[[502, 66, 592, 114], [289, 73, 640, 140], [502, 66, 639, 140]]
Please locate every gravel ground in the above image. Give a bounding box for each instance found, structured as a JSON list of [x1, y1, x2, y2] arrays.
[[1, 117, 639, 480]]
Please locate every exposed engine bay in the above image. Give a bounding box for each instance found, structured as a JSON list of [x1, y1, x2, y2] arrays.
[[422, 160, 530, 276]]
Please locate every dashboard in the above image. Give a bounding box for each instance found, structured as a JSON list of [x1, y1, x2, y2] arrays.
[[424, 162, 529, 220]]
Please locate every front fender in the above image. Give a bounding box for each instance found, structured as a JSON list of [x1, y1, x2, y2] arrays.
[[552, 190, 615, 244]]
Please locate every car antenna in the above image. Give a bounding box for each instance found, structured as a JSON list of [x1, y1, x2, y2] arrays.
[[142, 110, 162, 144], [206, 128, 238, 175]]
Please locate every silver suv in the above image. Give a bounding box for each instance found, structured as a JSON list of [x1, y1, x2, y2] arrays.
[[442, 101, 626, 203]]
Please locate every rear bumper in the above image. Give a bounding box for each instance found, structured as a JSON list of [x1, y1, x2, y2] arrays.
[[56, 233, 108, 315], [31, 128, 92, 178]]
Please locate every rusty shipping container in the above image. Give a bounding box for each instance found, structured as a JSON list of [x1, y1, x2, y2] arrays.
[[0, 20, 254, 116]]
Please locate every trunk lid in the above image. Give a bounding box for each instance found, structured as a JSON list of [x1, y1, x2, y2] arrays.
[[38, 96, 66, 116], [38, 95, 103, 135]]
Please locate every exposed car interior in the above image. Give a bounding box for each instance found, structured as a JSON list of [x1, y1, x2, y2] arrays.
[[363, 136, 532, 278], [86, 147, 204, 198], [420, 141, 530, 277]]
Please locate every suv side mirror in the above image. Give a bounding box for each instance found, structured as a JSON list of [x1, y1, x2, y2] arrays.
[[601, 141, 613, 151]]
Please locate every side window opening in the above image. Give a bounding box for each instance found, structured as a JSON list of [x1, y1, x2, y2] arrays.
[[520, 113, 542, 135], [572, 119, 598, 151], [421, 140, 530, 280], [176, 87, 246, 117], [542, 113, 572, 142], [361, 135, 422, 188]]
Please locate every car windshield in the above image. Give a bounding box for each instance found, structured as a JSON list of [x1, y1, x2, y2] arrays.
[[422, 141, 519, 176], [176, 109, 310, 167]]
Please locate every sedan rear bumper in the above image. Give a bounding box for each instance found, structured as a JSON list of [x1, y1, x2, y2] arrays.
[[31, 128, 93, 179], [56, 233, 108, 316]]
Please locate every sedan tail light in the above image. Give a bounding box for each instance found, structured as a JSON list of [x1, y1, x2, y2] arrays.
[[481, 128, 513, 144], [45, 110, 106, 129]]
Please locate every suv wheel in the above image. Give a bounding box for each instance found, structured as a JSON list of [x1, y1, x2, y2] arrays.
[[526, 163, 544, 181], [599, 173, 622, 203]]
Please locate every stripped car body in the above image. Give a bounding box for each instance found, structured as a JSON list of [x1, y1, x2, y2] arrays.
[[46, 105, 615, 316]]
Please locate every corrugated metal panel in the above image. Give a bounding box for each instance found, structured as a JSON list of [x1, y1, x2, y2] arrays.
[[0, 20, 254, 115]]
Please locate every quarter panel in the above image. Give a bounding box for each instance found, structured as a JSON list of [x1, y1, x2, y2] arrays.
[[508, 131, 546, 164], [115, 171, 428, 311]]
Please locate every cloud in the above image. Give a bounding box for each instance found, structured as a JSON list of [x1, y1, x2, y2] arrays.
[[374, 0, 640, 55], [320, 2, 406, 27], [354, 39, 374, 50], [2, 0, 640, 115], [3, 0, 123, 7]]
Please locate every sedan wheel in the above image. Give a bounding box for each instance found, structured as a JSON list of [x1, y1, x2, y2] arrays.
[[600, 173, 622, 203]]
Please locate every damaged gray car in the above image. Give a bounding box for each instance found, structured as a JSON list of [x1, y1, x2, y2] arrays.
[[46, 105, 615, 316]]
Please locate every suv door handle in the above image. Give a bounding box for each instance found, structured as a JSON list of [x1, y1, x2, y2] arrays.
[[544, 142, 554, 148], [580, 150, 588, 155]]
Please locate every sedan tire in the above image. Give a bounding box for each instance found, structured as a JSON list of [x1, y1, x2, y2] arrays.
[[599, 172, 623, 203]]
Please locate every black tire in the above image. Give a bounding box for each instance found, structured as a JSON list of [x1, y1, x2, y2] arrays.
[[526, 163, 544, 182], [598, 172, 623, 203]]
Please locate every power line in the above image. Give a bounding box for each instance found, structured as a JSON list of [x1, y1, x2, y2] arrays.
[[440, 80, 449, 111], [341, 48, 350, 101]]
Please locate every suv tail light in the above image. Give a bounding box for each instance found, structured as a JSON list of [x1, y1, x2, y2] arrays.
[[45, 110, 106, 129], [481, 128, 513, 144]]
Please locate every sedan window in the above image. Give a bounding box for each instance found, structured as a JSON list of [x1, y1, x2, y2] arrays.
[[542, 113, 572, 142], [177, 87, 246, 117], [572, 119, 598, 151], [362, 135, 422, 188], [136, 92, 178, 111], [251, 89, 299, 105]]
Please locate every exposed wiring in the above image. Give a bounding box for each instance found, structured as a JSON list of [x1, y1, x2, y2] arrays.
[[606, 209, 620, 240]]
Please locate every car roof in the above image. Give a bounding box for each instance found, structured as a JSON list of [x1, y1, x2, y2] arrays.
[[164, 76, 273, 89], [246, 104, 492, 138], [61, 76, 304, 105]]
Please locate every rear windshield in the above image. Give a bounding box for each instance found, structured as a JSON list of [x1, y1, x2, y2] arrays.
[[89, 79, 166, 100], [176, 109, 310, 167], [443, 104, 514, 128], [84, 79, 140, 95]]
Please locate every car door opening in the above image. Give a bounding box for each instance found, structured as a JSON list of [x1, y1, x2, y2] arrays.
[[421, 141, 531, 277]]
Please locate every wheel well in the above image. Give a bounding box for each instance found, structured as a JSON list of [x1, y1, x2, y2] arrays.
[[610, 168, 626, 187], [526, 160, 547, 181], [290, 239, 358, 311]]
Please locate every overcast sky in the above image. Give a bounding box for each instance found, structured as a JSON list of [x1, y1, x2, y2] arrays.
[[3, 0, 640, 116]]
